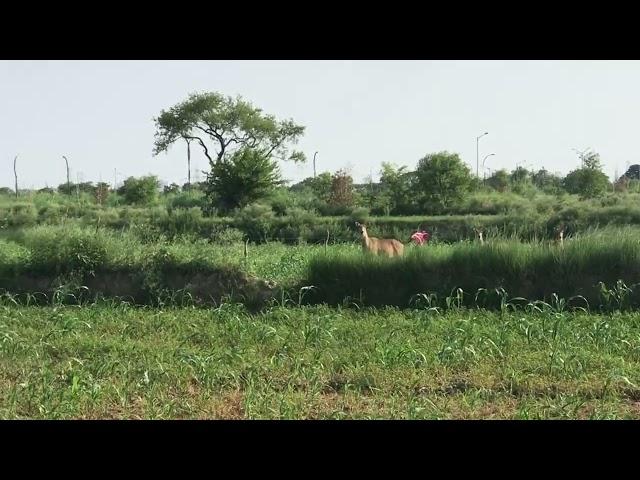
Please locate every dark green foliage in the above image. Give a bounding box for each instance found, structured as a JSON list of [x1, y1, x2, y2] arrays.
[[415, 151, 472, 212], [485, 169, 510, 192], [563, 168, 611, 198], [117, 176, 160, 205], [205, 148, 281, 213], [233, 203, 276, 243], [153, 91, 306, 166], [532, 168, 563, 194], [163, 183, 181, 194], [167, 190, 206, 210], [377, 163, 418, 215], [563, 150, 611, 198]]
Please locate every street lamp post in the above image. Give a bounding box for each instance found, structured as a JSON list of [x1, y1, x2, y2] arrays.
[[476, 132, 488, 178], [482, 153, 495, 182]]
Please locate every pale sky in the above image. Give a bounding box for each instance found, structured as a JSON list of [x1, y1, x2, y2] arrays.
[[2, 60, 639, 190]]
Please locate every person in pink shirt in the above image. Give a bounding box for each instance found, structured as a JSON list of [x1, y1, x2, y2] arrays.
[[410, 230, 430, 246]]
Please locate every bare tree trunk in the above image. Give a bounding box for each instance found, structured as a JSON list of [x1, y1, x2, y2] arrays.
[[63, 155, 70, 193], [313, 151, 318, 178], [187, 138, 191, 186], [13, 155, 18, 198]]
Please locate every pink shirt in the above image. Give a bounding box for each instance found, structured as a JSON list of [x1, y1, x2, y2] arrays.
[[411, 231, 430, 245]]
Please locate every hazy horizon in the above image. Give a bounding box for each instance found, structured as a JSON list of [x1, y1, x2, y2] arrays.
[[2, 60, 639, 190]]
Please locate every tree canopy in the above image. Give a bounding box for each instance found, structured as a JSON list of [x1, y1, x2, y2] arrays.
[[153, 92, 306, 166], [415, 151, 472, 211]]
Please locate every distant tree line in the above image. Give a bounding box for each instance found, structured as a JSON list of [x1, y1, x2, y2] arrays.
[[5, 90, 640, 219]]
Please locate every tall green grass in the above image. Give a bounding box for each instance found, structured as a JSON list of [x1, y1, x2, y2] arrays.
[[305, 227, 640, 308], [4, 225, 640, 310]]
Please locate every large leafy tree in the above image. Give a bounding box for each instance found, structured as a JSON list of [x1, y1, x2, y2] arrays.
[[379, 162, 417, 215], [153, 92, 305, 212], [415, 151, 472, 211], [563, 149, 610, 198], [153, 92, 306, 166]]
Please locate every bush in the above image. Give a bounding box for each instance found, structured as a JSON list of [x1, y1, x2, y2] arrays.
[[0, 239, 30, 276], [37, 204, 64, 225], [24, 226, 110, 274], [267, 188, 297, 216], [159, 207, 203, 237], [127, 222, 166, 243], [168, 190, 206, 210], [212, 227, 245, 245], [233, 203, 276, 243], [117, 176, 160, 205], [348, 207, 370, 225], [205, 148, 281, 213], [8, 204, 37, 228]]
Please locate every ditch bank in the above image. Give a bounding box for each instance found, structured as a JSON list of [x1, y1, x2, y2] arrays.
[[0, 267, 279, 308]]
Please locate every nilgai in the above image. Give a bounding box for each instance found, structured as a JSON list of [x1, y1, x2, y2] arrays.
[[473, 227, 485, 245], [355, 222, 404, 257], [555, 224, 566, 248]]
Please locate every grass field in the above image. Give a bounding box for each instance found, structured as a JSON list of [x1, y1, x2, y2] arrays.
[[1, 302, 639, 419], [2, 225, 640, 310], [2, 225, 640, 419]]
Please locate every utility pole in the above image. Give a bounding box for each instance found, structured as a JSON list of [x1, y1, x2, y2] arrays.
[[313, 151, 318, 178], [63, 155, 70, 194], [13, 155, 18, 198]]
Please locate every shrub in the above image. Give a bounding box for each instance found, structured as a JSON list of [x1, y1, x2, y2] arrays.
[[117, 176, 160, 205], [212, 227, 245, 245], [233, 203, 276, 243], [24, 226, 110, 274], [8, 204, 37, 228]]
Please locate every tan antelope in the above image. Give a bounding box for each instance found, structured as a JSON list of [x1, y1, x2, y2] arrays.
[[355, 222, 404, 257], [554, 224, 566, 248], [473, 227, 485, 245]]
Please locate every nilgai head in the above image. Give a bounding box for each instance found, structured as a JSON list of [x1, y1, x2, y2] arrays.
[[355, 221, 367, 236], [473, 227, 484, 243]]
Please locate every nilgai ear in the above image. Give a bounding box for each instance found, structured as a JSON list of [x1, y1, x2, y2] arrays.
[[355, 222, 360, 227]]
